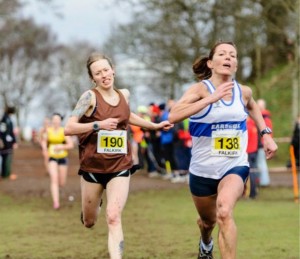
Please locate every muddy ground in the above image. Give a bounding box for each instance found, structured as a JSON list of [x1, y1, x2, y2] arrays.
[[0, 142, 294, 199]]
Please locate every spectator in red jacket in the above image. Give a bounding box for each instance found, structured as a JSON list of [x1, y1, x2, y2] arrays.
[[246, 117, 259, 198]]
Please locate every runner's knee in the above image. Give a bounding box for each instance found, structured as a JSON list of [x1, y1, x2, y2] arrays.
[[197, 217, 216, 231], [106, 208, 121, 226], [82, 210, 97, 228], [83, 218, 96, 228], [216, 200, 232, 224]]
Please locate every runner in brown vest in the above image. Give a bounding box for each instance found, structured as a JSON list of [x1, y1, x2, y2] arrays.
[[64, 53, 173, 259]]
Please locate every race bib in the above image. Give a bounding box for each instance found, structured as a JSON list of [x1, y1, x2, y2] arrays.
[[97, 130, 127, 154], [49, 144, 65, 157], [211, 130, 242, 157]]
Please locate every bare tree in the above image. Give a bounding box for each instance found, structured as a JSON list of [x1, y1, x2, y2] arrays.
[[105, 0, 297, 99], [54, 42, 97, 111], [106, 0, 211, 99], [0, 16, 58, 127], [0, 0, 21, 19]]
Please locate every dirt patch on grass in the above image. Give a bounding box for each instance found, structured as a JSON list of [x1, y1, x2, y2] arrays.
[[0, 142, 294, 199], [0, 143, 185, 199]]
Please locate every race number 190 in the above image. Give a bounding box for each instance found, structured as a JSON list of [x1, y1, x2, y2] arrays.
[[97, 130, 127, 154], [101, 136, 125, 148]]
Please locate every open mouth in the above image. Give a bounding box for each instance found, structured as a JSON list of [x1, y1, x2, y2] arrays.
[[223, 63, 231, 68], [103, 78, 111, 84]]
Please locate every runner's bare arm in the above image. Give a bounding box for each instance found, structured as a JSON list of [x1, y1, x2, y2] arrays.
[[129, 112, 156, 129], [64, 90, 121, 135], [63, 135, 74, 150], [242, 85, 267, 132], [64, 91, 97, 135], [129, 112, 173, 131], [242, 85, 277, 159], [169, 81, 234, 123], [123, 88, 162, 129], [72, 91, 95, 118], [40, 131, 48, 156]]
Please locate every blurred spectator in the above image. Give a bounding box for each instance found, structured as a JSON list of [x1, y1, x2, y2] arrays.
[[256, 99, 272, 187], [159, 100, 179, 180], [129, 124, 144, 165], [137, 106, 159, 177], [287, 115, 300, 168], [246, 117, 259, 198], [38, 116, 51, 174], [0, 106, 18, 180], [173, 117, 191, 183], [147, 103, 164, 170]]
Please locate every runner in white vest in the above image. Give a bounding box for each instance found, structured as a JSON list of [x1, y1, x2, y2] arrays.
[[189, 79, 249, 180], [169, 41, 277, 259]]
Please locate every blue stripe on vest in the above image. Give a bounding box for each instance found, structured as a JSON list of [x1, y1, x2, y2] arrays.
[[189, 120, 247, 137]]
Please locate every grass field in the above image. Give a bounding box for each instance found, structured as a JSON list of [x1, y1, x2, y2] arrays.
[[0, 186, 299, 259]]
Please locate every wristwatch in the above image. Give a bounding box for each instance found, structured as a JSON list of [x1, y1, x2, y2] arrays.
[[93, 122, 100, 131], [260, 127, 272, 137]]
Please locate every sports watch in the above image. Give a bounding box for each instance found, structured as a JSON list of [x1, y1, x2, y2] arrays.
[[260, 127, 272, 137], [93, 122, 100, 131]]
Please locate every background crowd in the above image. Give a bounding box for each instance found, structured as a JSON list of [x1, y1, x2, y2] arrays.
[[129, 100, 192, 184], [0, 99, 299, 194]]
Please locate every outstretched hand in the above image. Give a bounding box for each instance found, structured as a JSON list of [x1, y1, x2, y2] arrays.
[[158, 120, 174, 131]]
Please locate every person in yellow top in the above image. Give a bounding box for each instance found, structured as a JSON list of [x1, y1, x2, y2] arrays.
[[41, 113, 74, 209]]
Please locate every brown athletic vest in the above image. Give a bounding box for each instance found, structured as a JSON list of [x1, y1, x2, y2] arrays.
[[78, 88, 132, 173]]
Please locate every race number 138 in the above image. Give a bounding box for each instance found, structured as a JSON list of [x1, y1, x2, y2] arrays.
[[214, 137, 240, 150]]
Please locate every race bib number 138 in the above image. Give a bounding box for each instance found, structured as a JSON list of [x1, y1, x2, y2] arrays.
[[97, 130, 127, 154], [211, 130, 242, 157]]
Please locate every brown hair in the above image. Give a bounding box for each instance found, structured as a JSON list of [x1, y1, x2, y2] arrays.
[[5, 106, 16, 114], [86, 53, 114, 79], [193, 41, 237, 81]]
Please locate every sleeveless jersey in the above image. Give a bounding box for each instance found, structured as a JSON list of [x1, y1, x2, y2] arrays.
[[78, 88, 132, 173], [189, 79, 249, 179], [47, 127, 68, 159]]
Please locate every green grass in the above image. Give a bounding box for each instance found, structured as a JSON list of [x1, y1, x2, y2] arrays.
[[252, 62, 295, 138], [246, 62, 296, 168], [0, 187, 299, 259]]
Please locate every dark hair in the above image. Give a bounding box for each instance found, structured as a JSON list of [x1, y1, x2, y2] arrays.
[[86, 52, 114, 79], [158, 103, 166, 111], [5, 106, 16, 114], [52, 112, 64, 120], [193, 41, 237, 81]]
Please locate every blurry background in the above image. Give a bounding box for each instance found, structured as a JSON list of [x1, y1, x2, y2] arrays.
[[0, 2, 299, 257], [0, 0, 299, 143]]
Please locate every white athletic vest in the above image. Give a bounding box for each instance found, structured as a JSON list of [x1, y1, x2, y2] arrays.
[[189, 79, 249, 179]]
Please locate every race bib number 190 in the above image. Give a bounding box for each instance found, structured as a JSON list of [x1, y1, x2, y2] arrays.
[[97, 130, 127, 154]]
